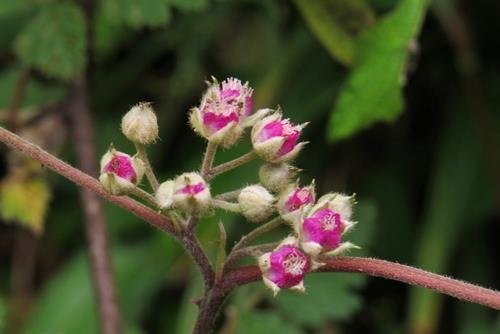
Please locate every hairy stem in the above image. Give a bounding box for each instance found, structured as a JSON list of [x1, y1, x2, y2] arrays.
[[0, 125, 177, 235], [224, 242, 279, 270], [193, 288, 226, 334], [181, 230, 215, 289], [231, 216, 283, 252], [129, 186, 158, 208], [135, 143, 160, 191], [201, 142, 217, 179], [206, 151, 256, 181], [211, 199, 241, 213], [0, 124, 219, 296], [214, 189, 241, 201], [221, 257, 500, 310]]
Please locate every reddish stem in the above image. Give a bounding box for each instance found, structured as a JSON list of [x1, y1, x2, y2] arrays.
[[221, 257, 500, 309], [0, 125, 216, 289], [0, 125, 176, 234]]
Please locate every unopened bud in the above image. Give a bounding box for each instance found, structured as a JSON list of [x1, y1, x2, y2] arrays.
[[238, 185, 275, 222], [155, 180, 175, 210], [251, 112, 307, 163], [259, 163, 299, 193], [121, 102, 159, 145], [172, 172, 211, 215], [99, 147, 144, 195], [277, 182, 315, 224]]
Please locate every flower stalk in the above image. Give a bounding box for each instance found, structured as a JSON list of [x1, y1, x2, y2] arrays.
[[134, 143, 160, 191], [206, 151, 256, 180]]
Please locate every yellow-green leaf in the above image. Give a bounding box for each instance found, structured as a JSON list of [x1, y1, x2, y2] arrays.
[[0, 173, 51, 234]]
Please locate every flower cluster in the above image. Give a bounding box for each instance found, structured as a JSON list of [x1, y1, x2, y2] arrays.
[[98, 77, 359, 297]]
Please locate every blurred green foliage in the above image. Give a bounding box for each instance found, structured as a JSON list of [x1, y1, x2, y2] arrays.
[[0, 0, 499, 333]]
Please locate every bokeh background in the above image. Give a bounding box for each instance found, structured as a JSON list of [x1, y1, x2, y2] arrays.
[[0, 0, 499, 333]]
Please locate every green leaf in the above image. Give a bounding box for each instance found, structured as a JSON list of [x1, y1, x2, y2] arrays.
[[14, 3, 86, 80], [275, 273, 366, 326], [327, 0, 429, 141], [294, 0, 375, 67], [102, 0, 171, 29], [0, 173, 51, 234], [237, 311, 302, 334]]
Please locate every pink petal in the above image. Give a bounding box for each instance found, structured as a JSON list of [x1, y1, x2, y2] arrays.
[[177, 182, 205, 195], [202, 111, 239, 133], [268, 245, 310, 288], [285, 188, 314, 212], [103, 155, 137, 183], [302, 208, 343, 250]]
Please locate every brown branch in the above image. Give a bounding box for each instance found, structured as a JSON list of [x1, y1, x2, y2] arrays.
[[65, 79, 122, 334], [220, 257, 500, 309]]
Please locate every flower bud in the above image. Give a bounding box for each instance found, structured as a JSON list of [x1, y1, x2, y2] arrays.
[[172, 172, 211, 215], [259, 163, 300, 193], [251, 112, 307, 163], [298, 193, 357, 257], [99, 148, 144, 195], [258, 236, 310, 296], [189, 77, 255, 148], [238, 185, 275, 222], [121, 102, 159, 145], [155, 180, 175, 210], [277, 182, 315, 224]]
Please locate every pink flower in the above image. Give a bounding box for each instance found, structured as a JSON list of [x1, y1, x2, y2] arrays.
[[176, 182, 206, 195], [259, 237, 310, 295], [298, 193, 358, 257], [99, 148, 144, 195], [190, 77, 260, 147], [302, 208, 344, 251], [220, 77, 253, 116], [251, 113, 307, 163]]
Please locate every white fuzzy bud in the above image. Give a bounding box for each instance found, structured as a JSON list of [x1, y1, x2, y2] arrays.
[[155, 180, 175, 210], [99, 147, 144, 195], [238, 185, 275, 222], [172, 172, 211, 215], [121, 102, 159, 145], [259, 163, 299, 193]]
